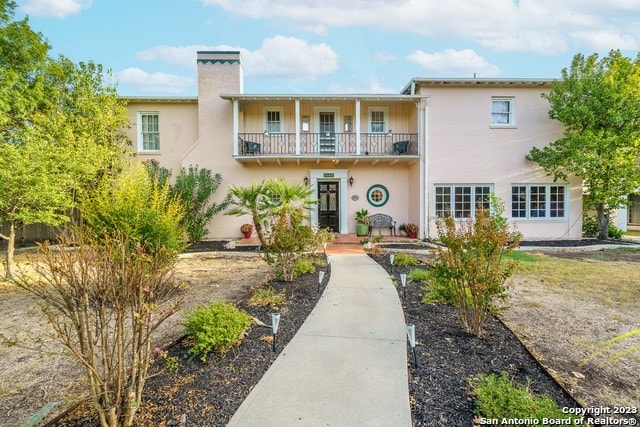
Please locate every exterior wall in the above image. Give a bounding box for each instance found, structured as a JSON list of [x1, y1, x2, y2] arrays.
[[124, 101, 198, 175], [420, 85, 582, 239]]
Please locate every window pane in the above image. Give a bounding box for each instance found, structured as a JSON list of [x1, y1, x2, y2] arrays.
[[454, 186, 471, 218], [511, 186, 527, 218], [492, 99, 512, 125], [435, 186, 451, 218], [549, 186, 565, 218], [474, 186, 491, 212], [141, 113, 159, 151], [529, 186, 547, 218], [371, 111, 384, 133], [266, 110, 281, 133], [629, 194, 640, 225]]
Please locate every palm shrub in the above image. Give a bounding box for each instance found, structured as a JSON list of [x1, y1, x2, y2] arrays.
[[430, 198, 521, 336], [226, 181, 270, 246], [173, 165, 230, 242]]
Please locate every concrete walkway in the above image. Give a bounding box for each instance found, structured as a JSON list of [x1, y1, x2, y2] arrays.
[[228, 252, 412, 426]]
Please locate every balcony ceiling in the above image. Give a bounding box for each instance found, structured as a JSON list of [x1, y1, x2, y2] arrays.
[[234, 154, 420, 166]]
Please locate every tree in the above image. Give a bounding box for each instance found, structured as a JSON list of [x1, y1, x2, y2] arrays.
[[172, 165, 230, 242], [527, 50, 640, 239], [226, 181, 270, 246], [0, 0, 130, 279]]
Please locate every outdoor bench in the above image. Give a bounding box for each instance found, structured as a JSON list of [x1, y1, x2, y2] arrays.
[[368, 213, 396, 236]]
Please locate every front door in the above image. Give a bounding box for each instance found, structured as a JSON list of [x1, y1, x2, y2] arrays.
[[319, 112, 336, 154], [318, 181, 339, 231]]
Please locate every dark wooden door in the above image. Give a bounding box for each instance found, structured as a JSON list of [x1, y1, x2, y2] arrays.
[[318, 181, 339, 231]]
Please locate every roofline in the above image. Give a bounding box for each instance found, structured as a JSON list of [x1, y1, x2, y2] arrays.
[[220, 93, 424, 101], [401, 78, 556, 94], [121, 96, 198, 103]]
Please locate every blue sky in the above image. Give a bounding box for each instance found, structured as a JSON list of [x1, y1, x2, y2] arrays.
[[16, 0, 640, 96]]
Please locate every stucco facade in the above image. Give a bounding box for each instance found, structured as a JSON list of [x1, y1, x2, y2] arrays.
[[123, 50, 582, 240]]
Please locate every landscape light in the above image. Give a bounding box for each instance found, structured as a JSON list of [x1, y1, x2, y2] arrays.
[[318, 270, 325, 294], [271, 313, 281, 352], [400, 273, 407, 299], [390, 254, 395, 272], [406, 323, 418, 367]]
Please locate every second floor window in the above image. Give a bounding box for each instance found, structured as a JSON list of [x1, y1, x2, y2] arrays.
[[371, 110, 385, 133], [265, 108, 283, 133], [491, 98, 514, 126], [139, 112, 159, 151]]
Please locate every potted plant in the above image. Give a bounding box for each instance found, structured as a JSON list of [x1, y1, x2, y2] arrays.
[[398, 223, 407, 236], [405, 223, 418, 239], [355, 208, 370, 237], [240, 223, 253, 238]]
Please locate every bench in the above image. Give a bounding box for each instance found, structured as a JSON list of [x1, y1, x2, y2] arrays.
[[367, 213, 396, 237]]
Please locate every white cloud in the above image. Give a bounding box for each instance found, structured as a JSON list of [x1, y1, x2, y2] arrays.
[[116, 68, 194, 95], [407, 49, 500, 77], [202, 0, 640, 54], [21, 0, 91, 18], [136, 36, 339, 80]]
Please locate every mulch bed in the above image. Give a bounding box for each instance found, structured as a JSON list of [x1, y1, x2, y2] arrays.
[[184, 240, 261, 253], [48, 259, 329, 427], [369, 253, 582, 426]]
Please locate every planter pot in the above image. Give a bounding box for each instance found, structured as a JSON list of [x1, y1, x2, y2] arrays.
[[243, 232, 252, 238], [407, 232, 417, 239], [356, 223, 369, 237]]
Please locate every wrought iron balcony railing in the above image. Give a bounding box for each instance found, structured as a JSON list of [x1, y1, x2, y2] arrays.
[[237, 133, 418, 157]]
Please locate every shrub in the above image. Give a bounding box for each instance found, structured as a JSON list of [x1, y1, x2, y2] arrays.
[[582, 214, 599, 238], [407, 268, 430, 283], [469, 371, 582, 424], [431, 198, 521, 336], [608, 223, 623, 239], [394, 253, 419, 267], [184, 302, 253, 361], [293, 257, 316, 277], [248, 287, 286, 308]]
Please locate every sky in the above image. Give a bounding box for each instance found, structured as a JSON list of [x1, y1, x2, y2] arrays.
[[15, 0, 640, 97]]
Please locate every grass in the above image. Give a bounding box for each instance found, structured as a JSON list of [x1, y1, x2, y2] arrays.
[[248, 287, 286, 308], [505, 250, 640, 309]]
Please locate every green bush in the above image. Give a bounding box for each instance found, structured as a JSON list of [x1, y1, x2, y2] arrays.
[[248, 287, 286, 308], [394, 253, 419, 267], [293, 257, 316, 277], [407, 268, 430, 283], [608, 223, 623, 239], [582, 214, 599, 238], [184, 302, 253, 361], [469, 371, 582, 424]]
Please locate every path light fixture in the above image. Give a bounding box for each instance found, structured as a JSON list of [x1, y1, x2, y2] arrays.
[[390, 254, 395, 272], [271, 313, 281, 352], [406, 323, 418, 367], [400, 273, 407, 299], [318, 270, 325, 294]]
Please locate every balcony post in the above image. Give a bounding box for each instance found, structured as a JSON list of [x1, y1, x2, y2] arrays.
[[295, 99, 301, 155], [233, 99, 239, 156], [355, 99, 361, 155]]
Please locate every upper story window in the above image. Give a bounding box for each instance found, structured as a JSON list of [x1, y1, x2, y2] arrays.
[[368, 107, 389, 133], [511, 184, 567, 219], [264, 107, 284, 133], [138, 112, 159, 152], [491, 98, 515, 126], [435, 184, 493, 219]]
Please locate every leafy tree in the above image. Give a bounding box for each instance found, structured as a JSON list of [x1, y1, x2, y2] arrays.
[[527, 50, 640, 239], [0, 1, 130, 279], [172, 165, 230, 242]]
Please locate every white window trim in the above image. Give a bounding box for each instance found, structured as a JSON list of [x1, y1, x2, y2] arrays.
[[511, 184, 568, 220], [434, 184, 494, 219], [367, 106, 389, 133], [137, 111, 160, 152], [490, 97, 516, 128], [263, 106, 285, 133]]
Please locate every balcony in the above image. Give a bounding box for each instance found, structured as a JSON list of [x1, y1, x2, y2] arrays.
[[235, 132, 419, 165]]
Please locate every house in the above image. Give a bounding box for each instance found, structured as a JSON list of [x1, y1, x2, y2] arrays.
[[124, 50, 583, 240]]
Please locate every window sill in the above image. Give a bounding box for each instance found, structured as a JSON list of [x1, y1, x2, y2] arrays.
[[138, 150, 161, 154], [490, 124, 517, 129]]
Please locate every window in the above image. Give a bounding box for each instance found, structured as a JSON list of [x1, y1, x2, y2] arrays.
[[435, 185, 492, 219], [511, 184, 567, 219], [366, 184, 389, 207], [491, 98, 514, 126], [138, 112, 159, 151], [264, 107, 283, 133], [368, 107, 389, 133]]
